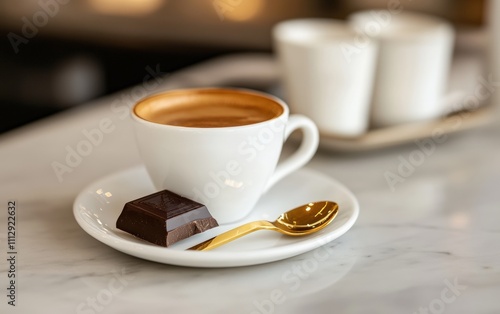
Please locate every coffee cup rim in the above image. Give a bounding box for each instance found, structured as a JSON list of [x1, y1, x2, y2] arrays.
[[347, 11, 454, 42], [273, 18, 364, 46], [131, 87, 289, 131]]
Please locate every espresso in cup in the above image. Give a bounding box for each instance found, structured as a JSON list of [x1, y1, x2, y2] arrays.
[[134, 89, 284, 128], [132, 88, 319, 224]]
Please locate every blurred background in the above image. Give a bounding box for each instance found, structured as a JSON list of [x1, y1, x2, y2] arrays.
[[0, 0, 489, 133]]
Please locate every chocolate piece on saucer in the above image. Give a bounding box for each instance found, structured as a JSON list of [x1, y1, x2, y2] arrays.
[[116, 190, 218, 247]]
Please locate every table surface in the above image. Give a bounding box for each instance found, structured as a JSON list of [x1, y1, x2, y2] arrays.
[[1, 54, 499, 314]]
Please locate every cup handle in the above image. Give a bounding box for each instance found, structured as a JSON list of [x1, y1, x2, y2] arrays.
[[263, 115, 319, 193]]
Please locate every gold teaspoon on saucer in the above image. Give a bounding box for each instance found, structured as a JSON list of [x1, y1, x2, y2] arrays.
[[188, 201, 339, 251]]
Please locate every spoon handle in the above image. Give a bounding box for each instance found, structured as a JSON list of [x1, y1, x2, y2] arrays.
[[188, 220, 275, 251]]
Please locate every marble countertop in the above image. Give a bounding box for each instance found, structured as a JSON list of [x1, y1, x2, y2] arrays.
[[1, 54, 499, 314]]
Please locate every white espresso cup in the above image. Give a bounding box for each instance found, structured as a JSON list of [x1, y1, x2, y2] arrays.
[[273, 18, 378, 137], [132, 88, 319, 224], [349, 11, 455, 127]]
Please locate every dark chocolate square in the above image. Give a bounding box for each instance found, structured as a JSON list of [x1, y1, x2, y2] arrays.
[[116, 190, 218, 247]]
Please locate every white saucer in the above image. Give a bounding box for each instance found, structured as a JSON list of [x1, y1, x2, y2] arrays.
[[73, 166, 359, 268], [318, 105, 494, 152]]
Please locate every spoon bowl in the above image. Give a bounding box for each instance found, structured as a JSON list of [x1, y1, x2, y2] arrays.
[[189, 201, 339, 251], [274, 202, 338, 234]]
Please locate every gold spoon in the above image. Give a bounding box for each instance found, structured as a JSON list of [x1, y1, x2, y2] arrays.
[[189, 201, 339, 251]]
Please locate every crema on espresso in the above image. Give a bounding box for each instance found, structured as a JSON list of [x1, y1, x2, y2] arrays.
[[134, 89, 284, 128]]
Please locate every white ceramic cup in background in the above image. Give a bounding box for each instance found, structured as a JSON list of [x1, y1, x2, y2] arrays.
[[273, 18, 378, 137], [132, 88, 319, 224], [349, 11, 455, 127]]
